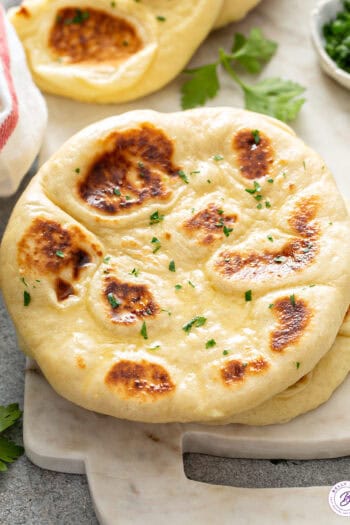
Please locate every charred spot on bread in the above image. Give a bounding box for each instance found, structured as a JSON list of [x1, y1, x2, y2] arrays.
[[103, 276, 159, 324], [50, 8, 142, 64], [105, 360, 175, 398], [78, 124, 182, 214], [233, 129, 274, 179], [183, 203, 237, 245], [221, 357, 269, 385], [270, 296, 312, 352]]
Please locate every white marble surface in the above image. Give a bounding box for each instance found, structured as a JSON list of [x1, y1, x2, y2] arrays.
[[25, 364, 350, 525], [19, 0, 350, 523]]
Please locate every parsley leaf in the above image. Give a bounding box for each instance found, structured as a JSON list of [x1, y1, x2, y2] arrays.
[[149, 211, 164, 225], [0, 437, 24, 472], [181, 64, 219, 110], [0, 404, 22, 433], [205, 339, 216, 348], [140, 321, 148, 340], [242, 77, 306, 122], [0, 404, 24, 472], [182, 316, 207, 334], [231, 28, 277, 73]]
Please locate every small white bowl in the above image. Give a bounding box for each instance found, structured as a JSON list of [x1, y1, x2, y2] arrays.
[[311, 0, 350, 90]]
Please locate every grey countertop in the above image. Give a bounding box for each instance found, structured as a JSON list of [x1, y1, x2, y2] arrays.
[[1, 1, 350, 524]]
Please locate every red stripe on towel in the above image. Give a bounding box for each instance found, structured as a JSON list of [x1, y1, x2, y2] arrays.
[[0, 6, 19, 151]]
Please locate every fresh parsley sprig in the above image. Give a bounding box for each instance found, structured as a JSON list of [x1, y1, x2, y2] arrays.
[[181, 28, 305, 122], [0, 404, 24, 472]]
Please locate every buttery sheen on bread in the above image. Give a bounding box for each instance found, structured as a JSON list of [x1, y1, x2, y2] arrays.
[[1, 108, 350, 424]]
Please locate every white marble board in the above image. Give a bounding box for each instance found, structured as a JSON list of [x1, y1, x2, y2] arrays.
[[23, 0, 350, 523]]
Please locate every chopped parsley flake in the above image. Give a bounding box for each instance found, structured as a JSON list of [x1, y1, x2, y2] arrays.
[[190, 170, 201, 175], [156, 15, 166, 21], [149, 211, 164, 225], [175, 284, 182, 290], [113, 187, 121, 196], [254, 194, 263, 201], [217, 209, 224, 215], [103, 256, 111, 264], [267, 178, 274, 183], [161, 308, 172, 316], [75, 168, 80, 173], [168, 260, 176, 272], [151, 237, 161, 253], [130, 268, 140, 277], [111, 1, 116, 6], [207, 179, 212, 184], [251, 129, 260, 144], [205, 339, 216, 348], [265, 200, 271, 208], [223, 225, 233, 237], [182, 316, 207, 334], [140, 321, 148, 340], [268, 303, 274, 309], [245, 289, 252, 301], [188, 280, 195, 288], [23, 290, 31, 307], [296, 361, 301, 369], [107, 293, 121, 309], [245, 181, 261, 194], [65, 9, 90, 25], [213, 154, 224, 161], [267, 235, 274, 242], [178, 170, 189, 184], [223, 350, 230, 356], [55, 250, 64, 258], [256, 203, 263, 209], [290, 294, 296, 307], [20, 277, 28, 287], [125, 195, 131, 201]]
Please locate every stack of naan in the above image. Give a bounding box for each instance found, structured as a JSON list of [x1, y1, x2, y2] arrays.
[[8, 0, 261, 103], [1, 107, 349, 425]]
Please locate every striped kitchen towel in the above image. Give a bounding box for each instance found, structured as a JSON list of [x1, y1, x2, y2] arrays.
[[0, 5, 47, 197]]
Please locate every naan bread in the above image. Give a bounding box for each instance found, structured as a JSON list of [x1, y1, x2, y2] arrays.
[[214, 0, 261, 30], [8, 0, 223, 103], [1, 107, 350, 424], [215, 307, 350, 425]]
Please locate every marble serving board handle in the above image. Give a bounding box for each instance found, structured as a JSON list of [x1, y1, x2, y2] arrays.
[[24, 361, 350, 525]]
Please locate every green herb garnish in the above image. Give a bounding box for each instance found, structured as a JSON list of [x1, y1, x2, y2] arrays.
[[296, 361, 301, 369], [205, 339, 216, 349], [64, 9, 90, 25], [251, 129, 260, 144], [130, 268, 140, 277], [107, 293, 121, 309], [151, 237, 161, 253], [223, 350, 230, 356], [181, 28, 305, 122], [149, 211, 164, 225], [103, 256, 111, 264], [113, 187, 121, 196], [182, 316, 207, 334], [274, 255, 287, 263], [168, 260, 176, 272], [0, 404, 24, 472], [156, 15, 166, 21], [178, 170, 189, 184], [55, 250, 64, 258], [140, 321, 148, 340], [23, 291, 31, 307], [175, 284, 182, 290], [245, 181, 261, 194], [188, 280, 195, 288], [213, 154, 224, 161], [75, 168, 80, 173], [290, 294, 296, 307], [223, 225, 233, 237], [267, 235, 274, 242], [323, 2, 350, 74], [245, 290, 252, 301]]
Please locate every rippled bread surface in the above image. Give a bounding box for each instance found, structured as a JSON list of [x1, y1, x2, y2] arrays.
[[213, 0, 261, 29], [1, 108, 350, 424], [7, 0, 223, 103]]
